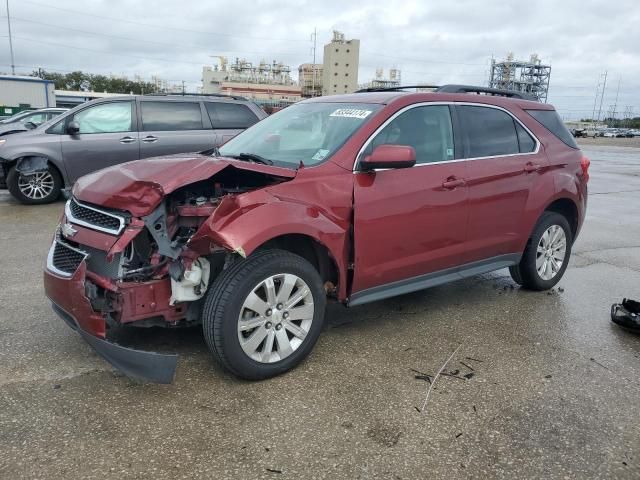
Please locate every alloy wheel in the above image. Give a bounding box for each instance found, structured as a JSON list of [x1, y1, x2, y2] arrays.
[[17, 171, 55, 200], [237, 273, 314, 363], [536, 225, 567, 281]]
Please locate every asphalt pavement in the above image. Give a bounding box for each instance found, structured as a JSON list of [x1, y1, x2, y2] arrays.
[[1, 142, 639, 479]]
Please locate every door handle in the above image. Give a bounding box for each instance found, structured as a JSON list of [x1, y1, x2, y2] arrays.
[[142, 136, 158, 143], [524, 162, 541, 173], [442, 177, 466, 189], [119, 136, 136, 144]]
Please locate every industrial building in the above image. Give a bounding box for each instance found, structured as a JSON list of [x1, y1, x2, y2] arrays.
[[0, 75, 56, 116], [489, 53, 551, 102], [298, 63, 323, 98], [202, 57, 301, 109], [360, 68, 401, 90], [322, 31, 360, 96]]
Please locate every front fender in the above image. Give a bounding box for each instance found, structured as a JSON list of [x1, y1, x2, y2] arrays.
[[188, 191, 351, 299]]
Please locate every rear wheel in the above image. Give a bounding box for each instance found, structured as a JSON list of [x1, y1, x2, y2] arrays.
[[202, 249, 326, 380], [510, 212, 572, 290], [7, 165, 62, 204]]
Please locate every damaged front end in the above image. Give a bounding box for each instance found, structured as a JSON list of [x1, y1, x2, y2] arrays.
[[44, 157, 294, 383]]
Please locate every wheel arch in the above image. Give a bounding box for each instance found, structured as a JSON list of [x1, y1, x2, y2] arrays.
[[7, 155, 65, 188], [543, 197, 579, 239], [255, 233, 340, 292]]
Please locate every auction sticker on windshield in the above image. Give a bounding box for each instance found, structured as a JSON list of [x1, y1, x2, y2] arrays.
[[329, 108, 373, 119]]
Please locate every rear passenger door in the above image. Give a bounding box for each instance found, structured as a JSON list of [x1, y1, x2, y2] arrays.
[[205, 102, 260, 145], [138, 100, 217, 158], [456, 104, 545, 264]]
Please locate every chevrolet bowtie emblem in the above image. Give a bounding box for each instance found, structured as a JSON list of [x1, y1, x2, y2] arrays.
[[61, 223, 77, 238]]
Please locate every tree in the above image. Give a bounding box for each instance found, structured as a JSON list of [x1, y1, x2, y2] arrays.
[[32, 69, 159, 94]]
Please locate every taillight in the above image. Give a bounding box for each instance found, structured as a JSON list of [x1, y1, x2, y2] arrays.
[[580, 155, 590, 182]]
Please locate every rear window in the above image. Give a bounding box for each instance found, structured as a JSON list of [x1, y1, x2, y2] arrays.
[[206, 102, 259, 129], [525, 109, 577, 148], [141, 101, 203, 131]]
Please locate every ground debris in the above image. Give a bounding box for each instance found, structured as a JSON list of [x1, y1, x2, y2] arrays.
[[460, 361, 475, 371], [266, 468, 282, 474], [465, 356, 484, 363], [420, 344, 463, 413]]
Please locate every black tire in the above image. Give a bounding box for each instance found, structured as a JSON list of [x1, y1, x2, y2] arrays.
[[511, 212, 573, 290], [7, 164, 62, 205], [202, 249, 326, 380]]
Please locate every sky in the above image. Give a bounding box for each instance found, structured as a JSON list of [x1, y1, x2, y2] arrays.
[[1, 0, 639, 120]]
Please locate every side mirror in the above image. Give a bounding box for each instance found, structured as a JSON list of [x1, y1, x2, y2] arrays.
[[360, 144, 416, 170], [23, 121, 37, 130], [67, 121, 80, 135]]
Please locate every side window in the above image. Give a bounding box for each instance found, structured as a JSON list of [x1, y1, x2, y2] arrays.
[[141, 101, 203, 131], [364, 105, 455, 164], [515, 122, 536, 153], [22, 112, 47, 125], [459, 106, 519, 157], [525, 109, 577, 148], [47, 118, 65, 135], [206, 102, 259, 129], [73, 102, 133, 134]]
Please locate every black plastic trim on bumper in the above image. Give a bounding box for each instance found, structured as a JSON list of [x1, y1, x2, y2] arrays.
[[51, 303, 178, 384]]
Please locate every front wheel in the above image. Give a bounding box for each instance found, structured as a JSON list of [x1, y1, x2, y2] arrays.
[[7, 165, 62, 204], [202, 249, 326, 380], [510, 212, 572, 290]]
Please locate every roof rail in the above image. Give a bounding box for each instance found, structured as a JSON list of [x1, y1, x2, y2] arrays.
[[355, 84, 538, 101], [435, 84, 538, 101], [143, 92, 248, 101], [355, 85, 440, 93]]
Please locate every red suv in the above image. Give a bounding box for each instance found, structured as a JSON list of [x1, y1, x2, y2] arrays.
[[43, 85, 589, 382]]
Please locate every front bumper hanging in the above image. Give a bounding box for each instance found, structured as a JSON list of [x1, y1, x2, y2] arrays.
[[44, 262, 179, 384]]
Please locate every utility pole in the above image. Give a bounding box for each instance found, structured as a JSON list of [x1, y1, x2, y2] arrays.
[[591, 73, 604, 123], [611, 77, 621, 122], [182, 80, 186, 95], [6, 0, 15, 75], [596, 70, 608, 123], [311, 27, 317, 96]]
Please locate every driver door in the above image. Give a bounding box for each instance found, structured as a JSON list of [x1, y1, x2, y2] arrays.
[[351, 105, 470, 297], [61, 101, 139, 183]]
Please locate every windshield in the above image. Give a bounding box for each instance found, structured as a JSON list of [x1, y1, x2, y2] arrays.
[[0, 110, 34, 124], [218, 102, 381, 168]]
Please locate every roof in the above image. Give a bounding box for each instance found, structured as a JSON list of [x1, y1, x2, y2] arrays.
[[0, 75, 54, 84]]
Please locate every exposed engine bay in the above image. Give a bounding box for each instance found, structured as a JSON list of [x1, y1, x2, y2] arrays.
[[58, 167, 290, 329]]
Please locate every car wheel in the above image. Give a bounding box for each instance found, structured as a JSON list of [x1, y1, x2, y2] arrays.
[[202, 249, 326, 380], [510, 212, 572, 290], [7, 165, 62, 204]]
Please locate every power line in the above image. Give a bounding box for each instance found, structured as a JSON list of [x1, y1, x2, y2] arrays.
[[18, 0, 309, 44], [1, 16, 308, 58]]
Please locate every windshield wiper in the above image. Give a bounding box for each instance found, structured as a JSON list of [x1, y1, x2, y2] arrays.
[[230, 152, 274, 166]]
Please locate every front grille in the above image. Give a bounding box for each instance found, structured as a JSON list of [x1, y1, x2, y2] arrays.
[[84, 245, 122, 279], [50, 241, 86, 276], [67, 198, 124, 234]]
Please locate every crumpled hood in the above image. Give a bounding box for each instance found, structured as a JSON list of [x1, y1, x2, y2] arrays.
[[72, 153, 296, 217]]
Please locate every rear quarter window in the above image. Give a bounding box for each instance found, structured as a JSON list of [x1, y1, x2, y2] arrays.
[[525, 109, 577, 148], [206, 102, 259, 129]]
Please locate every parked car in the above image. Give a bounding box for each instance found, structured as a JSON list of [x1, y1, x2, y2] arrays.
[[43, 85, 588, 382], [0, 95, 266, 203], [0, 108, 68, 137]]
